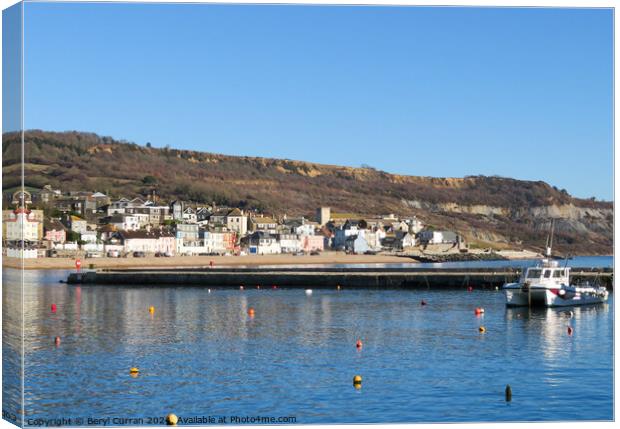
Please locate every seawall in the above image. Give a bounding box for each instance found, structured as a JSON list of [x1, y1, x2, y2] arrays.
[[66, 267, 613, 290]]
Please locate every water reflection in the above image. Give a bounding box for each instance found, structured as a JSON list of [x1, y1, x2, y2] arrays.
[[2, 268, 613, 424]]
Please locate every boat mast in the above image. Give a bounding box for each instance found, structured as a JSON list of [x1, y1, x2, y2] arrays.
[[545, 219, 555, 258]]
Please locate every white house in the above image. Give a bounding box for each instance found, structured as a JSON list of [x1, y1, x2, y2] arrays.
[[109, 214, 140, 231], [80, 230, 98, 244], [110, 230, 176, 254], [278, 234, 302, 253], [203, 231, 236, 255], [405, 217, 425, 234], [247, 233, 281, 255], [345, 234, 369, 254], [226, 208, 248, 236], [400, 232, 417, 248], [4, 208, 40, 242]]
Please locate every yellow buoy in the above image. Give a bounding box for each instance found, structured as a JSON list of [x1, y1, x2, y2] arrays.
[[353, 375, 362, 385], [166, 414, 178, 426], [479, 326, 486, 333], [129, 367, 139, 375], [148, 306, 155, 314]]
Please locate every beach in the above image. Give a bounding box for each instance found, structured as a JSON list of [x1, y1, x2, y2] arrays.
[[2, 249, 542, 270], [2, 252, 410, 270]]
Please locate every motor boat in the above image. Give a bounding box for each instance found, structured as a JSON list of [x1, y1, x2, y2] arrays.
[[503, 219, 609, 307], [503, 259, 608, 307]]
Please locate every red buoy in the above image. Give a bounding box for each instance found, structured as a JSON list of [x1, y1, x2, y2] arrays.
[[257, 285, 260, 289], [567, 326, 573, 335], [272, 285, 277, 289], [248, 307, 255, 317], [467, 286, 473, 292], [54, 336, 61, 346], [51, 304, 57, 313], [356, 339, 363, 349], [474, 307, 485, 315]]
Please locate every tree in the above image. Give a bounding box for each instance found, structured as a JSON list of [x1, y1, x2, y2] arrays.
[[67, 231, 81, 242], [142, 175, 157, 185], [146, 142, 152, 148]]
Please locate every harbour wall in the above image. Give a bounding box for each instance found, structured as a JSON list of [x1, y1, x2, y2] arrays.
[[67, 267, 613, 290]]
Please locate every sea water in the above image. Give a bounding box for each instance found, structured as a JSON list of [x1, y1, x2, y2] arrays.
[[2, 264, 613, 425]]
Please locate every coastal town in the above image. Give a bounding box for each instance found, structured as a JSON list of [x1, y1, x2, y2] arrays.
[[2, 186, 479, 261]]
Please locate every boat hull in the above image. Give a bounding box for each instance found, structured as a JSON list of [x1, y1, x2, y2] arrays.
[[503, 283, 608, 307]]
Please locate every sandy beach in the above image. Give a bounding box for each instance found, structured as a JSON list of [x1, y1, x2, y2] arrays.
[[1, 248, 542, 270], [2, 252, 413, 270]]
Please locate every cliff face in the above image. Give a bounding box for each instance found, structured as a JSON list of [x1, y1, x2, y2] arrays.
[[2, 130, 613, 255], [404, 199, 612, 254]]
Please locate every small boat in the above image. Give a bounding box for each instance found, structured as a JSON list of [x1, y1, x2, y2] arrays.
[[502, 220, 609, 307], [502, 259, 608, 307]]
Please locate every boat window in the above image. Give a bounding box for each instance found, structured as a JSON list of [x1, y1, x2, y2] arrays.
[[544, 270, 551, 278], [553, 270, 564, 278], [527, 269, 542, 279]]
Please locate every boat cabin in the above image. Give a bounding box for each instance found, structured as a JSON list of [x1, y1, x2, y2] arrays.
[[522, 261, 570, 285]]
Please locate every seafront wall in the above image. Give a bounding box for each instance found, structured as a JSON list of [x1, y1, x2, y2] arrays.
[[66, 267, 613, 290]]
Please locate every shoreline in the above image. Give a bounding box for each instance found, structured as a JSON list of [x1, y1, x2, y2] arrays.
[[1, 249, 550, 271]]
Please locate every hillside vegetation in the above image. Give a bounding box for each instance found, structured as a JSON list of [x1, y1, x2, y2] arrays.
[[2, 130, 613, 254]]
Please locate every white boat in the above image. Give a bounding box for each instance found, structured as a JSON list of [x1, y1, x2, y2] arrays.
[[503, 259, 609, 307], [503, 220, 609, 307]]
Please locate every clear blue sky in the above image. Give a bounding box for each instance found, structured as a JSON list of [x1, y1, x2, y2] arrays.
[[17, 3, 614, 200]]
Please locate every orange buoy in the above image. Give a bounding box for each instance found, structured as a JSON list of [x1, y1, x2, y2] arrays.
[[474, 307, 485, 315], [148, 306, 155, 314], [337, 285, 341, 290], [54, 336, 61, 346], [248, 307, 255, 317], [567, 326, 573, 335], [51, 304, 57, 313], [356, 339, 363, 349]]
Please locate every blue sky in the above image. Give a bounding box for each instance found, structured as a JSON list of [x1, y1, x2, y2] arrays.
[[16, 3, 614, 200]]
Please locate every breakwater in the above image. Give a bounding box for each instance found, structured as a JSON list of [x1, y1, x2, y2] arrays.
[[66, 267, 613, 290]]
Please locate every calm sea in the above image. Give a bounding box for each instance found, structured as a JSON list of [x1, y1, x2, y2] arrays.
[[2, 258, 614, 425]]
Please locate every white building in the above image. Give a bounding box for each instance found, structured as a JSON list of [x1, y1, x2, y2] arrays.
[[108, 230, 176, 254], [203, 231, 236, 255], [278, 234, 302, 253], [226, 208, 248, 236], [109, 214, 140, 231], [4, 208, 40, 242], [247, 232, 281, 255], [80, 230, 98, 244], [345, 234, 369, 254]]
